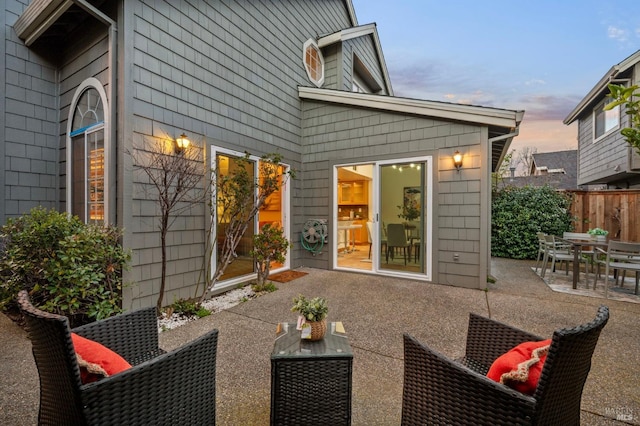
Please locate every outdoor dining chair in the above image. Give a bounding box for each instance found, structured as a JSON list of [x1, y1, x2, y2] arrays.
[[402, 306, 609, 425], [593, 240, 640, 297], [17, 290, 218, 425], [534, 232, 547, 274], [563, 232, 596, 272], [540, 234, 589, 281]]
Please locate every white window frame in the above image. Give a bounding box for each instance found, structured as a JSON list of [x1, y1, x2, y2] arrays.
[[66, 78, 110, 224], [302, 38, 325, 87], [593, 98, 620, 142], [209, 146, 291, 292]]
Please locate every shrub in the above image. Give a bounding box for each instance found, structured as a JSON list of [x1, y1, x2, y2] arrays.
[[170, 298, 211, 318], [0, 207, 130, 326], [492, 185, 573, 259]]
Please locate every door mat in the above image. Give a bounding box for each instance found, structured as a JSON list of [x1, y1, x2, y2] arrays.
[[268, 270, 308, 283]]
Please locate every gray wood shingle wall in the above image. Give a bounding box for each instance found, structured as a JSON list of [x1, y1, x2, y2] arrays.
[[2, 0, 59, 222], [301, 99, 485, 287]]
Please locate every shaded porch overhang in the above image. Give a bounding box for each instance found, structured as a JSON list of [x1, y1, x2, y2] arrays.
[[14, 0, 112, 46], [299, 87, 524, 171]]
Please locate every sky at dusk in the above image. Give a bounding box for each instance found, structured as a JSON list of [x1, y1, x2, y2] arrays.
[[351, 0, 640, 155]]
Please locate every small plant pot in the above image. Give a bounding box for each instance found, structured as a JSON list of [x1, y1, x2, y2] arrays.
[[593, 235, 607, 242], [302, 319, 327, 341]]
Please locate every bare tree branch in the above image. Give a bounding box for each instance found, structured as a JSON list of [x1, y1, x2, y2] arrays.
[[131, 138, 205, 313]]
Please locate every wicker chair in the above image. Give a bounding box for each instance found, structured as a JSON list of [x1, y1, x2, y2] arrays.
[[402, 306, 609, 425], [17, 290, 218, 425]]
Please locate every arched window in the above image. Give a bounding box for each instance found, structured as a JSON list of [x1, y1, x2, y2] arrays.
[[67, 78, 109, 224]]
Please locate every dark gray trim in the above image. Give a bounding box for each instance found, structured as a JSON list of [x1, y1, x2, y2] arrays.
[[0, 4, 6, 225]]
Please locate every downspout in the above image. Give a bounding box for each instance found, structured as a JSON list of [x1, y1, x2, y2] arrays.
[[485, 128, 520, 283], [72, 0, 117, 224]]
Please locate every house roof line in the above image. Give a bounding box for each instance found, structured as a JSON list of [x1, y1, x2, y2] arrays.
[[564, 49, 640, 125], [299, 87, 524, 129], [317, 24, 394, 96]]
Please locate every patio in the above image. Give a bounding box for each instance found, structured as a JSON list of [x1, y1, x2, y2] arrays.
[[2, 257, 639, 425]]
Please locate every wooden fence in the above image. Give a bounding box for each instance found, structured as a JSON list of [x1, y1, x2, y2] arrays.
[[568, 190, 640, 242]]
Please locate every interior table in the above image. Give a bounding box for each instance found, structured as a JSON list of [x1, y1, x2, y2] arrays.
[[337, 223, 362, 253], [271, 322, 353, 426], [557, 237, 608, 289]]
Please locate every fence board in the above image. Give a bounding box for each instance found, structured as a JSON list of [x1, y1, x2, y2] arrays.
[[568, 190, 640, 242]]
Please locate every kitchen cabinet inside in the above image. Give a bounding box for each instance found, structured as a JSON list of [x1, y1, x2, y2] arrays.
[[338, 180, 368, 205]]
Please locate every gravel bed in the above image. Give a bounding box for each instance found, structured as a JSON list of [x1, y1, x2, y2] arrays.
[[158, 285, 256, 332]]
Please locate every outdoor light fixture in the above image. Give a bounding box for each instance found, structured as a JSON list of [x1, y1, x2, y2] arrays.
[[175, 133, 190, 153], [453, 150, 463, 172]]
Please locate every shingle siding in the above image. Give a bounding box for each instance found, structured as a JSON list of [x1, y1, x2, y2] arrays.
[[2, 0, 58, 222], [577, 111, 629, 185], [301, 100, 485, 287], [125, 0, 352, 308]]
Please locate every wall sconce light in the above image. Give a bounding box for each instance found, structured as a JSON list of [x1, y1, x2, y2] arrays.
[[453, 150, 463, 172], [175, 133, 190, 153]]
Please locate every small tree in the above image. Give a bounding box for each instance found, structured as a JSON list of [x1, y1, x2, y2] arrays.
[[516, 146, 538, 176], [250, 223, 290, 289], [132, 138, 205, 313], [198, 153, 292, 304], [606, 83, 640, 154]]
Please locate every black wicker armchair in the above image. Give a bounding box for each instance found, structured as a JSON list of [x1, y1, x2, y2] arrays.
[[402, 306, 609, 425], [17, 290, 218, 426]]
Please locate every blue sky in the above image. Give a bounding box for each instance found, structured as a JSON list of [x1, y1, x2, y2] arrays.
[[351, 0, 640, 154]]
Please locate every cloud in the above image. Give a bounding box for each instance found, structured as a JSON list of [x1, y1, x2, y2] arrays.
[[608, 25, 628, 42], [525, 79, 546, 86], [517, 94, 584, 121]]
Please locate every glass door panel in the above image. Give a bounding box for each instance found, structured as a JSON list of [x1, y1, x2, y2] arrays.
[[216, 153, 255, 280], [378, 161, 425, 274]]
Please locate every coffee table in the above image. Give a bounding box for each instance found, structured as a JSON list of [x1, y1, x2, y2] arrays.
[[270, 322, 353, 425]]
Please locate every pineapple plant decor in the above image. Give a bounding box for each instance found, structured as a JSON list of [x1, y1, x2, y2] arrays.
[[291, 295, 328, 341]]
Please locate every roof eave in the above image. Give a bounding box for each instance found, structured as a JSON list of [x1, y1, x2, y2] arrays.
[[317, 24, 394, 96], [564, 50, 640, 124], [299, 87, 523, 129]]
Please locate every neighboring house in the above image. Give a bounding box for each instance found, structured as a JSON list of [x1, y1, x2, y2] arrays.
[[1, 0, 523, 310], [564, 50, 640, 189], [497, 149, 579, 190]]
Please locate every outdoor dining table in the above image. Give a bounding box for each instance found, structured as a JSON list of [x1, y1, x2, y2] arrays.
[[557, 236, 608, 289]]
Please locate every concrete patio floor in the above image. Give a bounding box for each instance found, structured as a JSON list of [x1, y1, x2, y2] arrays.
[[2, 257, 639, 425]]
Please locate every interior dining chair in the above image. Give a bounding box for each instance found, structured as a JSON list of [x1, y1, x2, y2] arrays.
[[366, 221, 373, 259], [386, 223, 410, 265], [407, 221, 421, 263]]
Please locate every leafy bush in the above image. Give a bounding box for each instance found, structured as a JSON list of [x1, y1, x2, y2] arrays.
[[492, 185, 573, 259], [170, 298, 211, 318], [0, 207, 130, 325]]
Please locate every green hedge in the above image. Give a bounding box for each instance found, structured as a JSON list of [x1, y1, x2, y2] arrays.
[[0, 207, 130, 326], [492, 185, 573, 259]]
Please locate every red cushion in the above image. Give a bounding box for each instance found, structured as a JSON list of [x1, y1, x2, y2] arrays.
[[487, 339, 552, 395], [71, 333, 132, 384]]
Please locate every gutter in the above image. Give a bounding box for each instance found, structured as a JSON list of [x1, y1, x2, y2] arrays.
[[489, 128, 520, 170]]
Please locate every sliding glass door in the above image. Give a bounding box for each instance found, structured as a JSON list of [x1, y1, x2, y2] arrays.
[[334, 156, 431, 280]]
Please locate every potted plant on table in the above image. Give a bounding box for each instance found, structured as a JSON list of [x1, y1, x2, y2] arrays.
[[291, 294, 328, 341], [587, 228, 608, 242]]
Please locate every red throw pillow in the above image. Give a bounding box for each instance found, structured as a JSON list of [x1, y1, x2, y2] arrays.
[[71, 333, 132, 384], [487, 339, 552, 395]]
